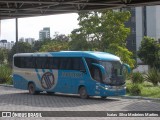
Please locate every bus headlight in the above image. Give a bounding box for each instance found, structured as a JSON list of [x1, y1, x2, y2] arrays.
[[105, 87, 108, 90]]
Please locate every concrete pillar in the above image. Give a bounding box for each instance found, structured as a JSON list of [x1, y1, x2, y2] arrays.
[[16, 18, 18, 43]]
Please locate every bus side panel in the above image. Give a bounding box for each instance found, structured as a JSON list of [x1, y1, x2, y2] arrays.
[[13, 74, 28, 90]]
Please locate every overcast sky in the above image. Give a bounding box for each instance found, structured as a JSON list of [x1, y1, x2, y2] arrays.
[[0, 13, 79, 42]]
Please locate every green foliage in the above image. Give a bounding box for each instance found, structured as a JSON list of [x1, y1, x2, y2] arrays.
[[70, 10, 135, 67], [37, 33, 70, 52], [107, 44, 135, 68], [8, 42, 33, 65], [0, 65, 12, 84], [69, 29, 90, 50], [39, 40, 69, 52], [138, 36, 160, 70], [32, 40, 44, 52], [131, 72, 144, 84], [141, 83, 160, 98], [144, 68, 160, 86], [53, 32, 69, 41], [76, 10, 131, 49], [127, 83, 142, 96], [127, 72, 143, 95], [0, 48, 9, 64], [126, 81, 160, 98]]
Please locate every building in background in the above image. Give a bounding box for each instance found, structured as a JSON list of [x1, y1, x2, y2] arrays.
[[19, 37, 35, 45], [0, 40, 14, 49], [25, 38, 35, 45], [39, 27, 50, 40], [19, 37, 25, 42], [124, 5, 160, 64]]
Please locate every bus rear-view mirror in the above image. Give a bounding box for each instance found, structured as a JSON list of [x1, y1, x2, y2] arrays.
[[91, 63, 107, 80], [122, 63, 131, 74]]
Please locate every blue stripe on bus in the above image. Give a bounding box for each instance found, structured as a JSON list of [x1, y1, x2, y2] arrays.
[[35, 69, 41, 81], [49, 69, 52, 73], [42, 69, 45, 73]]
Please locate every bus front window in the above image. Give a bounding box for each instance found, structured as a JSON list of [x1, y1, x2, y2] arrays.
[[99, 61, 125, 86]]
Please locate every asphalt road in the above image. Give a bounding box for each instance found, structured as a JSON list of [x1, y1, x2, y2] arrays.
[[0, 86, 160, 120]]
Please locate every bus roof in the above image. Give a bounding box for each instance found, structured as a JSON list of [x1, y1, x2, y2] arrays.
[[14, 51, 120, 61]]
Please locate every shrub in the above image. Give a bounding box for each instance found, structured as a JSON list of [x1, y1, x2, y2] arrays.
[[0, 65, 12, 84], [144, 68, 160, 86], [128, 84, 142, 96], [131, 72, 144, 84]]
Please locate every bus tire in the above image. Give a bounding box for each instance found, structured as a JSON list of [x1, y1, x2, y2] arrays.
[[79, 86, 88, 99], [28, 83, 38, 95]]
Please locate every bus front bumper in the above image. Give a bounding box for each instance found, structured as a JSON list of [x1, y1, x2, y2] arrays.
[[95, 85, 126, 96]]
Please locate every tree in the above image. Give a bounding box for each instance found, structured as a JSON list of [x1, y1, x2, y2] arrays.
[[32, 38, 52, 52], [53, 32, 69, 42], [70, 10, 135, 68], [39, 41, 69, 52], [138, 36, 160, 70], [8, 42, 33, 65], [39, 33, 70, 52], [69, 29, 90, 50], [32, 40, 44, 52]]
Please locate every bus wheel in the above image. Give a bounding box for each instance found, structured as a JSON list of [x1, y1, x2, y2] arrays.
[[28, 83, 37, 95], [79, 87, 88, 99]]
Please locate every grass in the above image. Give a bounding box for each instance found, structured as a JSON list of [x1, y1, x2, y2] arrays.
[[141, 82, 160, 98], [0, 64, 12, 84], [126, 80, 160, 98]]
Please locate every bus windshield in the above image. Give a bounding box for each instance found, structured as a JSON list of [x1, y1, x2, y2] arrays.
[[99, 61, 125, 85]]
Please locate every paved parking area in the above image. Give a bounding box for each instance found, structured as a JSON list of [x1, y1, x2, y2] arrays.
[[0, 86, 160, 120]]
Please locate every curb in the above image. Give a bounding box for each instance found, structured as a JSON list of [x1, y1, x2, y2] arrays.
[[114, 95, 160, 101], [0, 84, 13, 87]]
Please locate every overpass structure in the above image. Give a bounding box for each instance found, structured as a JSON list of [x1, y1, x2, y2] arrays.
[[1, 0, 160, 20], [0, 0, 160, 42]]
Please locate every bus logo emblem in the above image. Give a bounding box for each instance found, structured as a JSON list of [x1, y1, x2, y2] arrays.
[[41, 72, 55, 89]]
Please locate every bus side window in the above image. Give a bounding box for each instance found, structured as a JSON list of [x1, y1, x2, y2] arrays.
[[66, 58, 72, 70], [47, 57, 53, 69], [72, 58, 85, 71], [52, 58, 60, 69], [36, 57, 47, 69], [59, 58, 68, 70], [14, 57, 21, 68], [24, 57, 35, 68]]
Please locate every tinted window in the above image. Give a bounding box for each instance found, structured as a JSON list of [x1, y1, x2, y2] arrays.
[[48, 57, 59, 69], [72, 58, 85, 70], [14, 57, 36, 68], [14, 57, 21, 68], [85, 58, 98, 69], [14, 56, 85, 71], [59, 57, 85, 70], [36, 57, 47, 69]]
